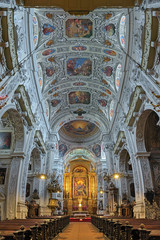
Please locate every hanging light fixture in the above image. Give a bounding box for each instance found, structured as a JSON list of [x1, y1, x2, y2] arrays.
[[99, 187, 103, 194], [35, 172, 50, 180]]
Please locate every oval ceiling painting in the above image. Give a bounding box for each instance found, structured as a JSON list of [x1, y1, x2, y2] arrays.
[[67, 58, 92, 76], [42, 49, 55, 56], [66, 19, 93, 38], [69, 91, 90, 104], [61, 120, 98, 138], [73, 82, 86, 86], [104, 49, 116, 56]]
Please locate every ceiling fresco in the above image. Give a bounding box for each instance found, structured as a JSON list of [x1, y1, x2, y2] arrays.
[[33, 8, 128, 143], [60, 120, 99, 138]]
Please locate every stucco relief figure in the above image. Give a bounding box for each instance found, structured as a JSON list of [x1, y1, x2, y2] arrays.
[[0, 168, 6, 184], [99, 200, 103, 210]]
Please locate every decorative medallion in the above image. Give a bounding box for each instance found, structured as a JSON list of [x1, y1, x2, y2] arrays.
[[42, 49, 55, 56], [102, 79, 108, 85], [73, 82, 86, 86], [104, 57, 111, 62], [53, 93, 58, 97], [72, 46, 87, 51], [46, 40, 54, 46], [104, 49, 116, 56], [105, 13, 113, 20], [105, 40, 112, 46], [50, 79, 57, 85], [48, 87, 59, 94], [100, 92, 107, 97], [48, 57, 55, 62], [46, 13, 53, 19]]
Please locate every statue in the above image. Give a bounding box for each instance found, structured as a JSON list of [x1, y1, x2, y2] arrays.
[[47, 173, 62, 215], [47, 172, 62, 193]]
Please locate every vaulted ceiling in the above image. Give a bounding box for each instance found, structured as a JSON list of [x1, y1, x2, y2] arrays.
[[33, 8, 128, 145]]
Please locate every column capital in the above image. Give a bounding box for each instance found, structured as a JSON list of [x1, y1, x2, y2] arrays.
[[11, 152, 25, 159], [135, 152, 151, 158]]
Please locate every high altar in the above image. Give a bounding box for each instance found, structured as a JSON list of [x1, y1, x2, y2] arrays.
[[63, 160, 97, 215]]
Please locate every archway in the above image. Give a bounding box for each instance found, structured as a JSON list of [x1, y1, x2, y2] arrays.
[[144, 111, 160, 207], [0, 109, 24, 219], [26, 148, 41, 218], [119, 149, 135, 217], [63, 159, 97, 215]]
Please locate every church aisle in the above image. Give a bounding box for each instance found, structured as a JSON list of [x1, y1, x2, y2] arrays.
[[57, 222, 105, 240]]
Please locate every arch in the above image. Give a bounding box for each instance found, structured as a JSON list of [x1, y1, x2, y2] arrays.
[[136, 109, 154, 152], [64, 147, 96, 163], [1, 108, 24, 152]]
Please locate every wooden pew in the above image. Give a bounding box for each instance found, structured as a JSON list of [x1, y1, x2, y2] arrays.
[[0, 215, 70, 240], [91, 215, 160, 240]]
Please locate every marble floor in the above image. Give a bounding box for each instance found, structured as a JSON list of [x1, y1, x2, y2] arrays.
[[57, 222, 105, 240]]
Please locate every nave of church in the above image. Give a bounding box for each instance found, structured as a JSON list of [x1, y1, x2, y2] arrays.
[[0, 0, 160, 239]]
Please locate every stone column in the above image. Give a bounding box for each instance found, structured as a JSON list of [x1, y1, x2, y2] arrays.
[[132, 152, 153, 218], [105, 144, 114, 174], [136, 152, 153, 192], [6, 155, 25, 219]]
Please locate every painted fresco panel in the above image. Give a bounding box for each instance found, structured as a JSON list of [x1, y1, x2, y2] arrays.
[[69, 91, 90, 104], [66, 19, 93, 38], [0, 168, 6, 184], [74, 177, 87, 197], [98, 99, 107, 107], [63, 120, 95, 136], [51, 99, 61, 107], [103, 66, 113, 77], [67, 58, 92, 76], [0, 132, 11, 150], [104, 23, 115, 36], [59, 144, 67, 157], [92, 144, 101, 157], [43, 23, 55, 35]]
